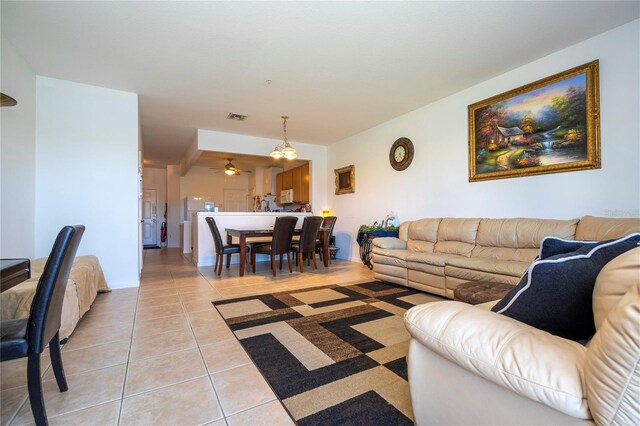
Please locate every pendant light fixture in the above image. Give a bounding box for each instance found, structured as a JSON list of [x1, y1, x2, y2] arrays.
[[270, 116, 297, 159]]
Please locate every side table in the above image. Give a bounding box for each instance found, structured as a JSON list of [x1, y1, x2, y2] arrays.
[[357, 230, 399, 270]]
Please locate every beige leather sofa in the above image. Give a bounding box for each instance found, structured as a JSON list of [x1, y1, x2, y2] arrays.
[[372, 215, 640, 298], [404, 245, 640, 425]]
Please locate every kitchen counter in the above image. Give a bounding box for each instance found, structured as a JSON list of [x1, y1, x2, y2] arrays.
[[191, 211, 312, 267]]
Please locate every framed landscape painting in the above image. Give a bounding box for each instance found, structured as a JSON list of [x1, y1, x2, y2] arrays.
[[335, 165, 355, 195], [468, 60, 600, 182]]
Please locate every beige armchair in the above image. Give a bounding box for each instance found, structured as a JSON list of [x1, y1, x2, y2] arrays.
[[404, 247, 639, 425]]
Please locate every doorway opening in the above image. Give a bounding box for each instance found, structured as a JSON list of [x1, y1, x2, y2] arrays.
[[143, 189, 159, 249]]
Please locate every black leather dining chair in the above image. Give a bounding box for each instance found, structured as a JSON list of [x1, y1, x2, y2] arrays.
[[205, 217, 249, 276], [317, 216, 337, 263], [251, 216, 298, 276], [291, 216, 323, 272], [0, 225, 84, 426]]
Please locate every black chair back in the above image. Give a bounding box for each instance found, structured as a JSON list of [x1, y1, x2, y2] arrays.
[[29, 225, 84, 354], [205, 217, 224, 255], [271, 216, 298, 255], [298, 216, 323, 253], [322, 216, 337, 240]]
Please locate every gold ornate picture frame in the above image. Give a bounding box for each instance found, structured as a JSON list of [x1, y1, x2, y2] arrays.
[[469, 60, 600, 182], [335, 165, 355, 195]]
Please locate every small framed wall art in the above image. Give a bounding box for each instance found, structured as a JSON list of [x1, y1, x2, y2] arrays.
[[335, 165, 355, 195], [468, 60, 600, 182]]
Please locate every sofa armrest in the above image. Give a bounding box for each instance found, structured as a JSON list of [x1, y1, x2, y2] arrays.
[[404, 302, 590, 419], [372, 237, 406, 250]]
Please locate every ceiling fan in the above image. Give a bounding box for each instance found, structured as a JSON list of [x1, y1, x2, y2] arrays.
[[210, 158, 253, 176]]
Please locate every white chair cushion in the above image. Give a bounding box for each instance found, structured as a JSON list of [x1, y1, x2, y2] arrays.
[[404, 301, 590, 419]]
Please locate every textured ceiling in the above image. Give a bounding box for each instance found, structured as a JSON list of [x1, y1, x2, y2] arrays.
[[2, 1, 638, 166]]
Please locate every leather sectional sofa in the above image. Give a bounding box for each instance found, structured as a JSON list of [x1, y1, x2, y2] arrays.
[[372, 215, 640, 298]]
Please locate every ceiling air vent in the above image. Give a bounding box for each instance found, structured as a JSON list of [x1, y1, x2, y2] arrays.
[[227, 112, 248, 121]]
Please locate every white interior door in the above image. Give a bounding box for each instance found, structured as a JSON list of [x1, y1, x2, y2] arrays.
[[223, 189, 249, 212], [143, 189, 157, 246]]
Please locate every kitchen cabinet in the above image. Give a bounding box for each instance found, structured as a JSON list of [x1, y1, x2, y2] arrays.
[[292, 167, 302, 202], [276, 173, 283, 205], [276, 163, 310, 205], [282, 169, 293, 190], [301, 163, 310, 204]]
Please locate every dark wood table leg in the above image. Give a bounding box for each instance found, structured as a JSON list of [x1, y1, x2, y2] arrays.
[[239, 234, 246, 277], [322, 229, 329, 267]]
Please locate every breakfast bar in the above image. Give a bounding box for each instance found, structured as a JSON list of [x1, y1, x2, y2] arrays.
[[191, 212, 312, 268]]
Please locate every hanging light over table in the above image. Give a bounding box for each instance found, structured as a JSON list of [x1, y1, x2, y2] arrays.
[[270, 116, 297, 159]]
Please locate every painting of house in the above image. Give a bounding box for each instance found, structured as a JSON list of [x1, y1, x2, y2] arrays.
[[497, 126, 524, 144]]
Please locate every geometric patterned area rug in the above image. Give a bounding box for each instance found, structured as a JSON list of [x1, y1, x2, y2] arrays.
[[213, 281, 443, 425]]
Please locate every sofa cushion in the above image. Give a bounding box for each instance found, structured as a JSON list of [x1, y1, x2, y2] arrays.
[[407, 218, 441, 252], [492, 233, 640, 340], [406, 252, 456, 268], [470, 246, 539, 263], [592, 246, 640, 330], [473, 218, 578, 263], [371, 248, 412, 268], [372, 237, 407, 250], [434, 218, 480, 257], [446, 256, 530, 278], [405, 302, 590, 419], [575, 215, 640, 241], [398, 221, 411, 241], [585, 280, 640, 425]]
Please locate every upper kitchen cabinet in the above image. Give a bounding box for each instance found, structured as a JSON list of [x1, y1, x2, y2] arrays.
[[301, 163, 310, 204], [277, 162, 310, 205], [292, 167, 302, 202], [282, 169, 293, 190], [276, 172, 283, 204]]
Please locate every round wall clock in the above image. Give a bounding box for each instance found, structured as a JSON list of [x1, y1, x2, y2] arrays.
[[389, 137, 414, 171]]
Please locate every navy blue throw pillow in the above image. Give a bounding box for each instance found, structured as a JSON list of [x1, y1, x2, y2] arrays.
[[539, 236, 601, 259], [492, 233, 640, 340]]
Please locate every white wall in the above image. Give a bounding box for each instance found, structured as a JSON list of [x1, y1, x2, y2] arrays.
[[180, 166, 250, 216], [143, 167, 167, 245], [166, 165, 181, 248], [1, 38, 36, 258], [36, 77, 139, 288], [328, 20, 640, 261], [197, 129, 329, 212]]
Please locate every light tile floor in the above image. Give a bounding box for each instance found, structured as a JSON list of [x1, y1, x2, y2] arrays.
[[1, 248, 375, 425]]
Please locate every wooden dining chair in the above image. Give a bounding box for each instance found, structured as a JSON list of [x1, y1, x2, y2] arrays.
[[291, 216, 323, 272], [205, 217, 249, 276], [317, 216, 337, 263], [0, 225, 84, 426], [251, 216, 298, 276]]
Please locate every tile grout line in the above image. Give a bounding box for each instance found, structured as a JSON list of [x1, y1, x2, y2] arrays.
[[116, 275, 143, 426], [189, 264, 229, 424]]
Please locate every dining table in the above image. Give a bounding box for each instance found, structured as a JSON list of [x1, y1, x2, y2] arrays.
[[225, 227, 330, 277], [1, 258, 31, 292]]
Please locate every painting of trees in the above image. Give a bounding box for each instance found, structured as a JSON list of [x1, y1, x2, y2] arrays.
[[552, 86, 586, 129], [469, 60, 600, 181], [475, 103, 506, 148], [520, 114, 535, 134]]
